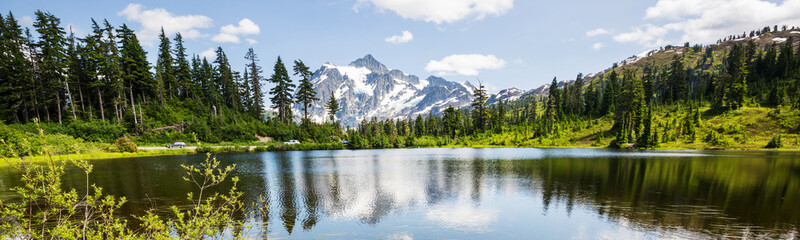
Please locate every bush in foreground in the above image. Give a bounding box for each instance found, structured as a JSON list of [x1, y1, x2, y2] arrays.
[[115, 136, 138, 153], [0, 124, 266, 239]]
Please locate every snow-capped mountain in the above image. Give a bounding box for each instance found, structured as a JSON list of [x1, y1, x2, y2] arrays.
[[294, 54, 474, 127], [487, 88, 525, 104]]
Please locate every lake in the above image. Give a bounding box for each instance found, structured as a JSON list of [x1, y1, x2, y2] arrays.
[[1, 148, 799, 239]]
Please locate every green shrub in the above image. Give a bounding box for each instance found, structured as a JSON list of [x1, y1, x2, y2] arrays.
[[703, 131, 733, 146], [765, 135, 783, 149], [195, 146, 214, 153], [115, 136, 138, 153]]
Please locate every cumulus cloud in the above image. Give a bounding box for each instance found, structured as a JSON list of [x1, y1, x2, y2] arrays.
[[426, 203, 498, 231], [246, 38, 258, 45], [425, 54, 506, 76], [19, 15, 34, 26], [613, 0, 800, 47], [199, 47, 217, 59], [613, 24, 669, 47], [592, 42, 604, 50], [385, 30, 414, 44], [212, 18, 261, 43], [586, 28, 610, 37], [118, 3, 213, 46], [354, 0, 514, 24]]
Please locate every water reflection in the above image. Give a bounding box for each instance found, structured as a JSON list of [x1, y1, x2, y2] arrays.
[[1, 148, 799, 239]]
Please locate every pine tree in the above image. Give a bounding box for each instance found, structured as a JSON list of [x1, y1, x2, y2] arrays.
[[643, 64, 655, 105], [616, 70, 645, 141], [544, 77, 561, 134], [213, 47, 238, 110], [471, 82, 490, 132], [570, 73, 584, 115], [637, 107, 654, 148], [0, 12, 33, 123], [443, 105, 460, 139], [34, 11, 68, 124], [173, 33, 191, 99], [493, 100, 506, 133], [667, 56, 686, 103], [415, 114, 425, 137], [118, 23, 153, 127], [527, 99, 538, 123], [268, 56, 295, 123], [727, 44, 749, 110], [244, 48, 264, 118], [293, 59, 318, 122], [156, 27, 173, 101], [101, 19, 124, 124], [65, 28, 79, 121], [325, 91, 339, 123], [82, 19, 106, 121], [601, 70, 618, 115]]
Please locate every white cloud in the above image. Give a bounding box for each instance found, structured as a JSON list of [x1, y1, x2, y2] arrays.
[[212, 18, 261, 43], [118, 3, 213, 46], [644, 0, 719, 20], [614, 0, 800, 47], [592, 42, 604, 50], [385, 30, 414, 44], [613, 24, 669, 47], [199, 47, 216, 59], [354, 0, 514, 24], [20, 15, 34, 26], [426, 203, 498, 231], [246, 38, 258, 45], [586, 28, 610, 37], [425, 54, 506, 76]]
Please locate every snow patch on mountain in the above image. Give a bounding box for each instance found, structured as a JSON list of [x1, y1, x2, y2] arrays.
[[293, 55, 474, 127]]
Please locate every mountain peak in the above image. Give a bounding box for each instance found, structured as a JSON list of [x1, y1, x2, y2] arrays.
[[350, 54, 389, 74]]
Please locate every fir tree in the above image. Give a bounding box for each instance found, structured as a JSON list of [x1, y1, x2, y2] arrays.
[[156, 27, 173, 100], [173, 33, 191, 99], [101, 19, 124, 124], [726, 44, 749, 110], [118, 23, 152, 129], [601, 70, 618, 115], [244, 48, 264, 118], [325, 91, 339, 123], [293, 59, 318, 122], [471, 82, 490, 132], [415, 114, 425, 137], [443, 105, 460, 139], [667, 56, 686, 103], [544, 77, 561, 134], [268, 56, 295, 123], [0, 12, 33, 122], [34, 10, 68, 124]]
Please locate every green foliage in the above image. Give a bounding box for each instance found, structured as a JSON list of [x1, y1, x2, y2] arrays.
[[765, 135, 783, 148], [0, 126, 256, 239], [114, 136, 137, 152], [268, 56, 295, 124], [704, 130, 734, 146]]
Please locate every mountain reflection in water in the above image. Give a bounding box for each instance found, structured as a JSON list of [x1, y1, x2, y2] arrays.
[[1, 148, 798, 239]]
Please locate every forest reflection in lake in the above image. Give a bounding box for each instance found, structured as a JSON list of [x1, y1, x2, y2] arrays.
[[1, 148, 799, 239]]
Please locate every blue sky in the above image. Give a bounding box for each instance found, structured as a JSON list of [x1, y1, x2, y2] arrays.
[[4, 0, 800, 92]]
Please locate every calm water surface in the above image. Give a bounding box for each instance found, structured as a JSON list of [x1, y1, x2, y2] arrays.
[[1, 148, 800, 239]]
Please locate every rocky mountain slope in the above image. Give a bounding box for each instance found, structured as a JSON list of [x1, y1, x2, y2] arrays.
[[293, 55, 474, 126]]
